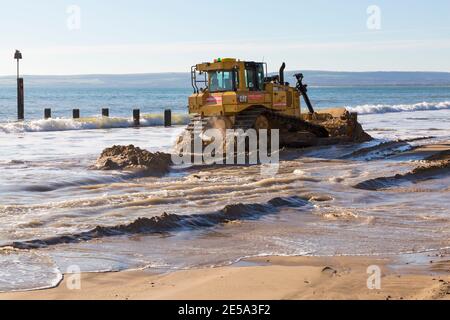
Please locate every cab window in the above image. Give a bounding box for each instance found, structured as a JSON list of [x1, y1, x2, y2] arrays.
[[209, 70, 236, 92], [245, 64, 265, 91], [256, 64, 265, 90], [245, 69, 256, 90]]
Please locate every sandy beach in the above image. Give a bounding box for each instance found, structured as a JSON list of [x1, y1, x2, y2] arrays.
[[2, 252, 450, 300]]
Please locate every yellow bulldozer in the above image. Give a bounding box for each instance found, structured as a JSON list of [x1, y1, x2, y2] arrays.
[[180, 58, 370, 152]]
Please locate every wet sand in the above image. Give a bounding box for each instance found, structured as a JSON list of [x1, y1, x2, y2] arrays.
[[1, 253, 450, 300]]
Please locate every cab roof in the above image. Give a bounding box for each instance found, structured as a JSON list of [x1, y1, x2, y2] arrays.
[[196, 58, 262, 72]]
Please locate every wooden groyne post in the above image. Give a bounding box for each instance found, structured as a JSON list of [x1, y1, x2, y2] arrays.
[[73, 109, 80, 119], [164, 109, 172, 127], [133, 109, 140, 126], [44, 108, 51, 119]]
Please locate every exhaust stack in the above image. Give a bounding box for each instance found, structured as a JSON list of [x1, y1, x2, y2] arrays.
[[279, 62, 286, 85]]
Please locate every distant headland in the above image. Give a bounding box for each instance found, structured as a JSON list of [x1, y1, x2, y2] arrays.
[[1, 71, 450, 88]]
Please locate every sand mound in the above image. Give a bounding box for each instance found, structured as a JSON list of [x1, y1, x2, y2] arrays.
[[355, 158, 450, 191], [319, 110, 372, 143], [425, 149, 450, 162], [354, 142, 450, 191], [412, 159, 450, 175], [278, 111, 372, 148], [95, 145, 172, 175]]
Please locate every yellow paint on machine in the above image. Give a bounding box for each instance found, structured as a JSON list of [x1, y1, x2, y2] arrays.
[[189, 58, 301, 118]]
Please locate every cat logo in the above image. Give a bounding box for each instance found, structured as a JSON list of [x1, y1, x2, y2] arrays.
[[238, 95, 248, 103]]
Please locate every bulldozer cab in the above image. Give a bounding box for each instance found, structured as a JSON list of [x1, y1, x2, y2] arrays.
[[191, 58, 267, 94], [188, 58, 304, 118]]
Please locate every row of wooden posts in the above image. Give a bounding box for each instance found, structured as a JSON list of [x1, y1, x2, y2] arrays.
[[42, 108, 172, 127]]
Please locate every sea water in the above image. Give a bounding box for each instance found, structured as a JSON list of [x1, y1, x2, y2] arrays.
[[0, 85, 450, 292]]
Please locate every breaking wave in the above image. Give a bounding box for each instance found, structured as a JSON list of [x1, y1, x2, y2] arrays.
[[6, 196, 310, 250], [0, 113, 190, 133], [347, 101, 450, 115]]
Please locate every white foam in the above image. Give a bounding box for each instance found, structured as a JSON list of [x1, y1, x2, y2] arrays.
[[347, 101, 450, 115], [0, 114, 190, 133]]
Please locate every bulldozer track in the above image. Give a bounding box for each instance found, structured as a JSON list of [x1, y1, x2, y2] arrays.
[[186, 106, 329, 138], [186, 114, 209, 132]]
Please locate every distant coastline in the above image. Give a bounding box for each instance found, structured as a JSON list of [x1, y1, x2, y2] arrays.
[[1, 71, 450, 88]]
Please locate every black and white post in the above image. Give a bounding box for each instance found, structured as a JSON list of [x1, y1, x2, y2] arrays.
[[15, 50, 24, 121]]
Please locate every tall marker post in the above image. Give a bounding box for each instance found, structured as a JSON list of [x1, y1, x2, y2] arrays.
[[15, 50, 24, 121]]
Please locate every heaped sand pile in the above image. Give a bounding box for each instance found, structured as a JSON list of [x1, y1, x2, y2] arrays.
[[95, 145, 172, 175], [317, 108, 372, 143], [279, 109, 371, 148], [281, 108, 372, 148], [413, 151, 450, 175]]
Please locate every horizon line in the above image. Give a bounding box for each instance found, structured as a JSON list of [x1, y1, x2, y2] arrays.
[[1, 70, 450, 77]]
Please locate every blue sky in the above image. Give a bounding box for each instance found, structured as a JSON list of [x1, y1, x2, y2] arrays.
[[1, 0, 450, 75]]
